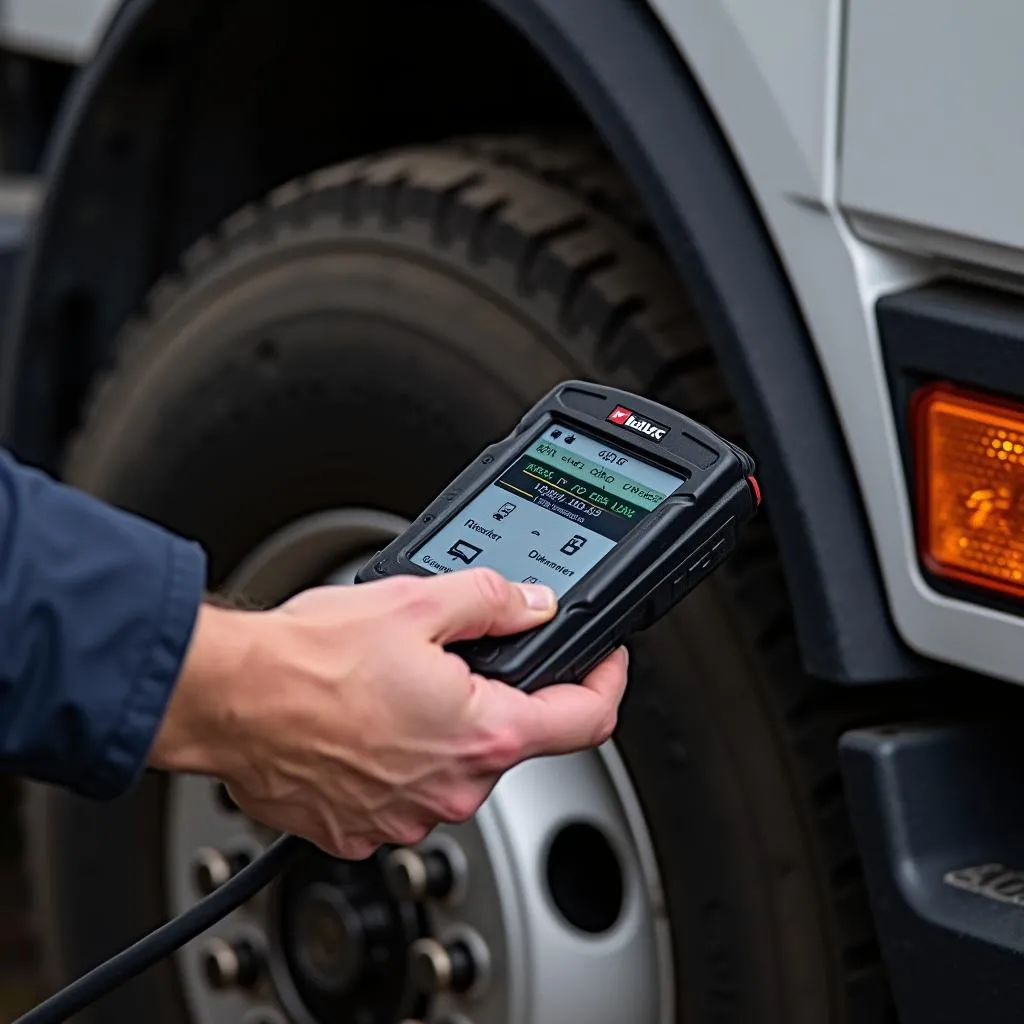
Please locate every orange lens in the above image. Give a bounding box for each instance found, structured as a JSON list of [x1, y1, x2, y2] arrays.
[[914, 382, 1024, 600]]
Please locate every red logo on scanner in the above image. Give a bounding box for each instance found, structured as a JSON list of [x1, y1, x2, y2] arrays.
[[607, 405, 669, 442]]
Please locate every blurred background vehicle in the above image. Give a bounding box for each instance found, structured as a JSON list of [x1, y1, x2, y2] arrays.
[[6, 3, 1024, 1024], [0, 0, 117, 346]]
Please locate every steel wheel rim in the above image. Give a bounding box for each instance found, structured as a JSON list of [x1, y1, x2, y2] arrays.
[[166, 507, 675, 1024]]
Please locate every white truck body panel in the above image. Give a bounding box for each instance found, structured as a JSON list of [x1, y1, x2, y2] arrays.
[[0, 0, 119, 64], [647, 0, 1024, 687], [841, 0, 1024, 277]]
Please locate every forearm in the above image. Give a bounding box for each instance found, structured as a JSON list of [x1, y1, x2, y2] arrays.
[[147, 600, 258, 780], [0, 448, 207, 799]]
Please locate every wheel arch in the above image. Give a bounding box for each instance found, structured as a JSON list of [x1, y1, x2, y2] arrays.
[[0, 0, 924, 684]]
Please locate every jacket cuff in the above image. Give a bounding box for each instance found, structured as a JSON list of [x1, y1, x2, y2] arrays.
[[83, 534, 208, 800]]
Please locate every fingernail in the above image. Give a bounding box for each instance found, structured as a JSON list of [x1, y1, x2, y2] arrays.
[[622, 646, 630, 668], [520, 583, 556, 612]]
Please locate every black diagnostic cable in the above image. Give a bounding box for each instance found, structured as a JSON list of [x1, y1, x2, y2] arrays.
[[13, 833, 306, 1024]]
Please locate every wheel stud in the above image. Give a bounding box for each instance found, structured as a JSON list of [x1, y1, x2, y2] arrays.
[[201, 936, 263, 990], [409, 937, 477, 994], [193, 846, 252, 896], [242, 1010, 287, 1024], [215, 782, 240, 813], [385, 847, 455, 903], [399, 1020, 473, 1024]]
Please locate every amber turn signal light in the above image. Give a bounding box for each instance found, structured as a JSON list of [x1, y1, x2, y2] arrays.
[[913, 382, 1024, 600]]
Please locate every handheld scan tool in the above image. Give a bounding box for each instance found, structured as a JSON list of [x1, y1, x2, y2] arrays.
[[356, 380, 761, 689]]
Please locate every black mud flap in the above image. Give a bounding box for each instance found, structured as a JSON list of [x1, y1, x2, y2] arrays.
[[841, 723, 1024, 1024]]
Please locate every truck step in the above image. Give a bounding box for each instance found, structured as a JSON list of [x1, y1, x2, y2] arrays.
[[841, 723, 1024, 1024]]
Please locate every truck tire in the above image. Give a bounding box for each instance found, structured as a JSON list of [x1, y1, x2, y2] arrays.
[[24, 135, 894, 1024]]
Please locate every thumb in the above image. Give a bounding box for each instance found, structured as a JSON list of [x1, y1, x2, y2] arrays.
[[419, 567, 557, 643]]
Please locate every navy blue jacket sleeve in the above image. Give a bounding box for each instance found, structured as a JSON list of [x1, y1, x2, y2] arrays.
[[0, 448, 207, 800]]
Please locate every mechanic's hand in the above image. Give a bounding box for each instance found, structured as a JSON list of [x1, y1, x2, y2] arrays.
[[149, 569, 629, 859]]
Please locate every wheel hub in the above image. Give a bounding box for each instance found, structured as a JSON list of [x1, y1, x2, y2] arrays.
[[166, 507, 674, 1024], [271, 849, 426, 1024], [291, 886, 363, 992]]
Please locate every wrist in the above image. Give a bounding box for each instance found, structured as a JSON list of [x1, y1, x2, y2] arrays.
[[148, 600, 260, 777]]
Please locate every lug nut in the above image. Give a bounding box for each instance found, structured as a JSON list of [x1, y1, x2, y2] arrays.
[[215, 782, 240, 813], [400, 1015, 473, 1024], [385, 847, 455, 903], [192, 846, 253, 896], [403, 1011, 475, 1019], [242, 1011, 287, 1024], [409, 937, 477, 995], [201, 936, 262, 990]]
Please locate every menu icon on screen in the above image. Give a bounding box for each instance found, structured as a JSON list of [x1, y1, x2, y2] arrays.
[[560, 535, 587, 557], [447, 539, 483, 564]]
